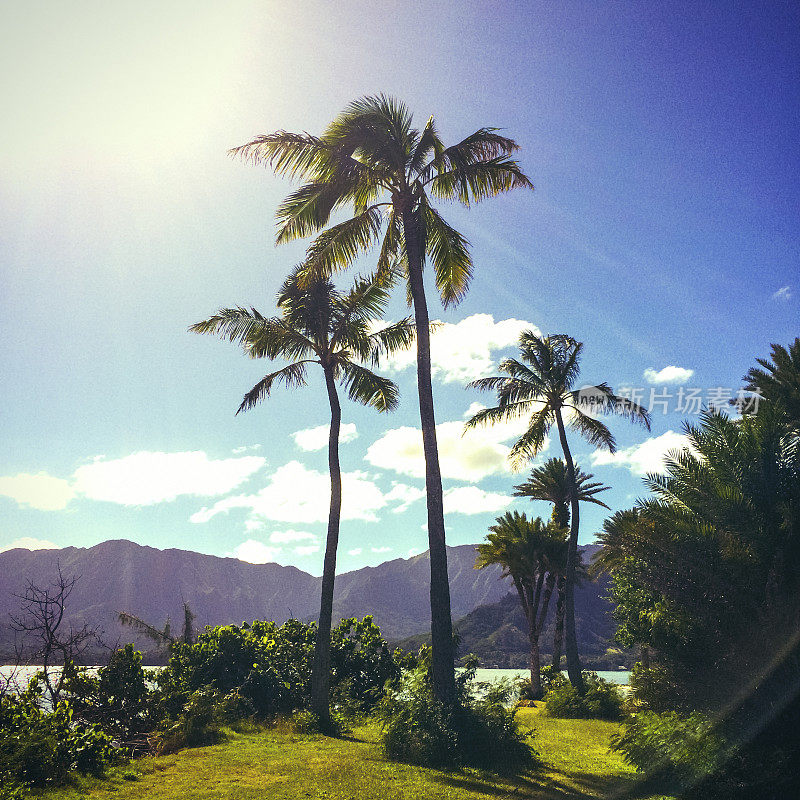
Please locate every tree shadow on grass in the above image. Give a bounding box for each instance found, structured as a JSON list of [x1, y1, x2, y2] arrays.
[[431, 766, 652, 800]]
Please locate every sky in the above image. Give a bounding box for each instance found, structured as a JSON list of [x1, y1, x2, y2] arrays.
[[1, 0, 797, 575]]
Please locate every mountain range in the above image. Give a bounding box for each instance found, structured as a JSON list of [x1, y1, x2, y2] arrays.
[[0, 539, 618, 664]]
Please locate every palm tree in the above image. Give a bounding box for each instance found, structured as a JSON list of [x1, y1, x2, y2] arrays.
[[476, 511, 561, 697], [190, 267, 413, 725], [230, 95, 532, 703], [739, 337, 800, 428], [119, 601, 196, 649], [514, 458, 609, 668], [466, 332, 650, 690]]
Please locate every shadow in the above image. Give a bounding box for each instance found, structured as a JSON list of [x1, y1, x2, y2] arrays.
[[431, 766, 646, 800]]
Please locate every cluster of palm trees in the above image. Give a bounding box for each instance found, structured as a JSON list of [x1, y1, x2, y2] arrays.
[[191, 95, 651, 722], [467, 333, 649, 691]]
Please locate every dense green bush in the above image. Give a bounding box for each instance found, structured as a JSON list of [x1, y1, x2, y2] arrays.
[[156, 616, 407, 721], [377, 652, 535, 771], [626, 662, 680, 713], [611, 710, 722, 789], [0, 681, 117, 789], [543, 672, 623, 720]]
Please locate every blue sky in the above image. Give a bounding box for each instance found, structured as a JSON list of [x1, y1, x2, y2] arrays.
[[1, 0, 797, 575]]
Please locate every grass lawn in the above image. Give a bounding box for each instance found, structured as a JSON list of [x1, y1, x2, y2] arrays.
[[37, 706, 675, 800]]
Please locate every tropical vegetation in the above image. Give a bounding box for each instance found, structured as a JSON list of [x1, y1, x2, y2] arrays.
[[466, 331, 650, 689], [190, 267, 412, 724], [230, 94, 532, 703]]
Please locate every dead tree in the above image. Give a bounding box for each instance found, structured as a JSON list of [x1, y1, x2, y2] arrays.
[[10, 564, 98, 704]]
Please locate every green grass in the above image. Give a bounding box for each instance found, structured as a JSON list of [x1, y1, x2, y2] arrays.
[[36, 708, 675, 800]]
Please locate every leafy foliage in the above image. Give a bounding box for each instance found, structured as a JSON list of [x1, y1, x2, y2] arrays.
[[376, 652, 535, 771], [543, 672, 623, 720], [611, 711, 722, 790], [0, 681, 117, 789]]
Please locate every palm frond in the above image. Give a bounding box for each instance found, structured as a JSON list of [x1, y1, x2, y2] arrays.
[[509, 409, 552, 469], [237, 361, 313, 414], [367, 318, 416, 365], [568, 406, 617, 452], [305, 205, 386, 275], [338, 361, 399, 412], [189, 307, 270, 347], [427, 158, 533, 206], [228, 131, 331, 178], [420, 202, 473, 307]]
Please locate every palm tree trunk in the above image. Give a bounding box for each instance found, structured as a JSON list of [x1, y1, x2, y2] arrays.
[[527, 611, 542, 699], [310, 366, 342, 725], [400, 202, 455, 705], [552, 575, 565, 670], [554, 408, 584, 692]]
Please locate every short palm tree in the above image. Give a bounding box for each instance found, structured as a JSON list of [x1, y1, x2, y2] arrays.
[[190, 267, 413, 724], [514, 457, 609, 668], [466, 331, 650, 690], [231, 95, 532, 703], [476, 511, 561, 697]]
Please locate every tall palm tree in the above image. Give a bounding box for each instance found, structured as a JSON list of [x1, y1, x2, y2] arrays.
[[514, 457, 609, 668], [230, 95, 532, 703], [476, 511, 560, 697], [190, 267, 413, 724], [466, 331, 650, 690]]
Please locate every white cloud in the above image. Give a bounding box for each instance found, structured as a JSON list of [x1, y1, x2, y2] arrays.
[[268, 530, 316, 544], [383, 482, 425, 513], [229, 538, 320, 565], [232, 444, 262, 454], [443, 486, 512, 515], [381, 314, 541, 383], [0, 537, 61, 553], [230, 539, 282, 564], [348, 548, 363, 556], [371, 546, 392, 553], [365, 410, 543, 482], [73, 451, 265, 506], [644, 366, 694, 385], [190, 460, 392, 525], [292, 423, 358, 451], [772, 286, 792, 301], [0, 472, 76, 510], [591, 431, 690, 475]]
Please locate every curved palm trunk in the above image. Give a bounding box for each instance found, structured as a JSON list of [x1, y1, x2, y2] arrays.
[[400, 203, 456, 705], [554, 408, 584, 692], [310, 366, 342, 725], [552, 575, 565, 670]]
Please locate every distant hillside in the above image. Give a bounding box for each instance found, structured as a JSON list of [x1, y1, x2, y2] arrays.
[[398, 544, 635, 669], [0, 539, 512, 660]]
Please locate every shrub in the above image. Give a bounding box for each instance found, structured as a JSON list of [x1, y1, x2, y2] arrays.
[[0, 683, 117, 789], [611, 710, 723, 789], [376, 651, 535, 771], [543, 672, 623, 720], [626, 662, 680, 713], [156, 687, 227, 754]]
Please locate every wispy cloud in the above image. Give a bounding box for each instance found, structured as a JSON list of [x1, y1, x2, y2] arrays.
[[772, 286, 792, 302]]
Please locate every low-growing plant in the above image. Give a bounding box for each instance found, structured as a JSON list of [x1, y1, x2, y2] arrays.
[[543, 672, 623, 720], [610, 710, 723, 790], [156, 687, 227, 754], [376, 650, 535, 771], [626, 661, 681, 713], [0, 682, 117, 789]]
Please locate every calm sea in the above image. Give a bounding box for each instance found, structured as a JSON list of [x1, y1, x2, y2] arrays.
[[1, 665, 631, 693]]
